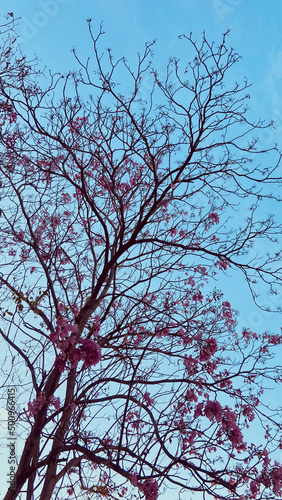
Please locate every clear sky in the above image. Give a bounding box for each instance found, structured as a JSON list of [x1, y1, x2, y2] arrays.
[[0, 1, 281, 498]]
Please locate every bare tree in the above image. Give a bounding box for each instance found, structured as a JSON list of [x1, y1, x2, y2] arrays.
[[0, 18, 281, 500]]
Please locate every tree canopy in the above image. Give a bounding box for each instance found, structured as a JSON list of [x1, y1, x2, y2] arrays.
[[0, 17, 282, 500]]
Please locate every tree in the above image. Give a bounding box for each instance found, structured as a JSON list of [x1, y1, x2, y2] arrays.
[[0, 17, 282, 500]]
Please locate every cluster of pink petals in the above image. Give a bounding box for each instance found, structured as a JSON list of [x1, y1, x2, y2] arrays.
[[130, 475, 158, 500], [184, 355, 199, 375], [221, 407, 245, 449], [49, 316, 78, 344], [141, 479, 159, 500], [250, 464, 282, 498], [54, 338, 101, 371], [194, 401, 246, 450], [192, 291, 204, 303], [143, 392, 154, 407], [204, 400, 222, 422], [208, 212, 220, 224], [50, 317, 101, 371], [242, 404, 255, 422], [80, 339, 101, 367], [27, 393, 60, 417], [221, 301, 236, 328], [0, 100, 17, 123], [199, 337, 217, 362]]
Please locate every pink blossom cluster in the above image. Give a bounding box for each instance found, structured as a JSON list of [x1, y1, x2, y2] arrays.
[[242, 404, 255, 423], [205, 211, 220, 230], [143, 392, 154, 407], [54, 338, 101, 371], [155, 327, 170, 339], [17, 229, 25, 241], [263, 332, 282, 345], [27, 392, 60, 417], [204, 399, 222, 422], [0, 100, 17, 123], [177, 327, 191, 347], [242, 329, 258, 343], [125, 410, 139, 423], [50, 315, 78, 344], [62, 191, 72, 204], [221, 301, 236, 329], [247, 449, 282, 497], [50, 317, 101, 371], [185, 388, 198, 403], [250, 463, 282, 498], [192, 291, 204, 303], [193, 400, 246, 450], [194, 401, 204, 419], [67, 116, 88, 134], [208, 212, 220, 224], [184, 355, 199, 375], [80, 339, 101, 367], [130, 474, 158, 500], [215, 259, 230, 271], [220, 406, 245, 450], [199, 337, 217, 362]]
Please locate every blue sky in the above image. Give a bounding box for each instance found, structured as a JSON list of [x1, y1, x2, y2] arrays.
[[0, 1, 281, 498]]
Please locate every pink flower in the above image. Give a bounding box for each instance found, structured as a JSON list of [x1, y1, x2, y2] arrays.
[[271, 465, 282, 495], [188, 429, 197, 446], [184, 355, 199, 375], [54, 353, 66, 372], [18, 230, 25, 241], [185, 388, 198, 402], [208, 212, 219, 224], [130, 473, 138, 486], [49, 330, 59, 343], [250, 480, 260, 498], [194, 402, 204, 419], [27, 393, 60, 416], [267, 334, 281, 345], [27, 393, 47, 416], [187, 276, 195, 286], [50, 395, 61, 410], [216, 260, 230, 271], [221, 301, 235, 328], [242, 405, 255, 422], [80, 339, 101, 367], [204, 400, 222, 422], [222, 406, 237, 431], [139, 479, 159, 500], [228, 425, 244, 447], [199, 338, 217, 362], [143, 392, 154, 406], [62, 192, 72, 203], [192, 291, 203, 303]]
